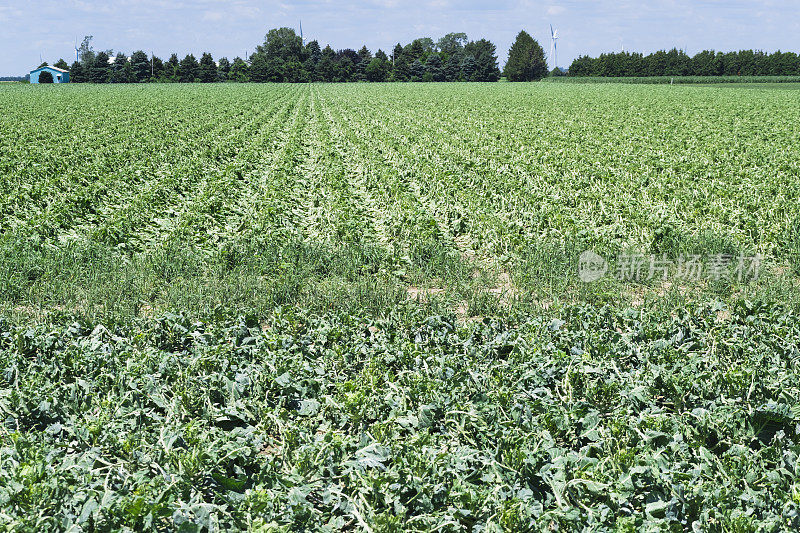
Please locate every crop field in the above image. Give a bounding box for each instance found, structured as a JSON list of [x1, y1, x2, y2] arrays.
[[3, 83, 800, 530], [544, 75, 800, 85]]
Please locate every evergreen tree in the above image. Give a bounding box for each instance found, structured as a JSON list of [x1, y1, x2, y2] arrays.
[[217, 57, 231, 80], [178, 54, 199, 82], [355, 45, 372, 81], [248, 54, 269, 82], [54, 59, 69, 70], [444, 54, 462, 81], [123, 60, 134, 83], [165, 54, 180, 82], [460, 55, 477, 81], [504, 30, 547, 81], [199, 52, 217, 82], [38, 71, 54, 83], [69, 61, 86, 82], [464, 39, 501, 81], [130, 50, 151, 82], [110, 53, 128, 83], [426, 54, 445, 81], [316, 46, 337, 82], [151, 56, 164, 80], [335, 57, 354, 82], [91, 51, 111, 83], [365, 50, 391, 82], [305, 40, 322, 66], [407, 39, 426, 62], [410, 59, 425, 81], [475, 51, 501, 81], [392, 44, 410, 81], [229, 57, 249, 82]]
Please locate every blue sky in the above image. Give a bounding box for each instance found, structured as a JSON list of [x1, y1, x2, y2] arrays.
[[2, 1, 800, 76]]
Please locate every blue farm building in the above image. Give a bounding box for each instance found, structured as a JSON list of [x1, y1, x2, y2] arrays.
[[30, 66, 70, 84]]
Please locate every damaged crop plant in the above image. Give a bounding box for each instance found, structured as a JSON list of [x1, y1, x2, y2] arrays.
[[2, 82, 800, 530]]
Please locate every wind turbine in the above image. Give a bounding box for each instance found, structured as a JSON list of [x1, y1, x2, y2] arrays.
[[75, 38, 80, 62], [300, 20, 304, 44], [550, 25, 559, 71]]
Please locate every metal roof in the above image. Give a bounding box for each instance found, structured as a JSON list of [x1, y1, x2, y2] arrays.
[[30, 66, 69, 73]]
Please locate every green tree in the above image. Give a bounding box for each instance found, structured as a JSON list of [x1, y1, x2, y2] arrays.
[[264, 58, 285, 82], [229, 57, 249, 82], [475, 52, 501, 81], [178, 54, 199, 82], [91, 51, 111, 83], [199, 52, 217, 82], [123, 60, 134, 83], [334, 57, 354, 82], [165, 54, 180, 81], [437, 33, 468, 57], [284, 60, 305, 82], [392, 43, 410, 81], [130, 51, 151, 82], [365, 51, 390, 82], [217, 57, 231, 80], [504, 31, 546, 81], [78, 36, 94, 66], [305, 40, 322, 71], [248, 54, 269, 82], [38, 70, 54, 83], [258, 27, 303, 63], [410, 59, 425, 81], [316, 46, 337, 82], [426, 54, 445, 81], [465, 39, 501, 81], [444, 54, 462, 81], [355, 45, 372, 81], [110, 53, 128, 83], [407, 40, 425, 62], [151, 56, 164, 80], [461, 55, 477, 81], [54, 59, 69, 70], [69, 61, 86, 82]]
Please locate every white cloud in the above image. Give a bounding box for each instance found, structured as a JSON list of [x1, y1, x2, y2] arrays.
[[202, 11, 224, 21]]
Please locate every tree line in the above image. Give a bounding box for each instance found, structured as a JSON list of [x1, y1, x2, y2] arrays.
[[569, 48, 800, 77], [56, 30, 504, 83]]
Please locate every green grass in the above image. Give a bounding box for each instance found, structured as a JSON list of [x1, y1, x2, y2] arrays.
[[3, 82, 800, 530]]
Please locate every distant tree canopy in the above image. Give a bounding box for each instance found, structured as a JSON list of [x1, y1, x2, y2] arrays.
[[504, 31, 548, 81], [568, 48, 800, 77], [40, 30, 800, 84], [61, 28, 505, 84]]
